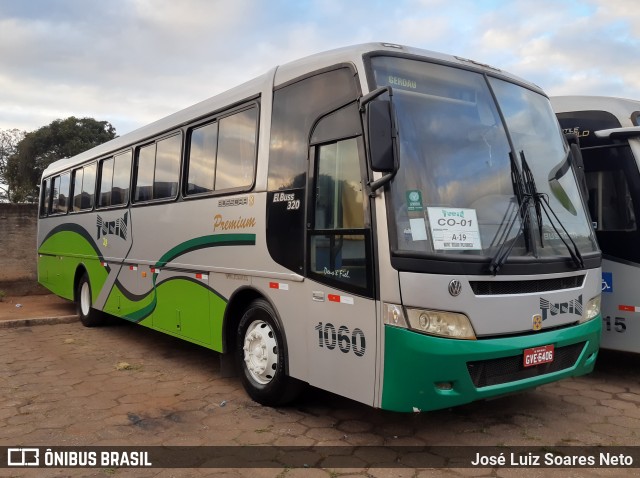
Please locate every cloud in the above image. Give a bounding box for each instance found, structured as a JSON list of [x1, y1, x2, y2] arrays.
[[0, 0, 638, 135], [466, 0, 640, 98]]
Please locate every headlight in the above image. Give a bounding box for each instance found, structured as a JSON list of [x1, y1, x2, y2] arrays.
[[580, 295, 601, 323], [406, 307, 476, 340]]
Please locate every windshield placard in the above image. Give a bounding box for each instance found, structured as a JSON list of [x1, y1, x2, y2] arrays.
[[427, 207, 482, 250]]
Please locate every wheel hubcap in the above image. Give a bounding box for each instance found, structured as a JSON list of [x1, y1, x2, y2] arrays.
[[243, 320, 278, 385], [80, 282, 91, 316]]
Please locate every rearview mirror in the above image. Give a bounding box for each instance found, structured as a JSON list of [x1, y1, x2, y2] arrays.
[[367, 100, 395, 173]]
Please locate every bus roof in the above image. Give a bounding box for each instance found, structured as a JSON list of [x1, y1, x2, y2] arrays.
[[551, 95, 640, 125], [43, 42, 542, 178]]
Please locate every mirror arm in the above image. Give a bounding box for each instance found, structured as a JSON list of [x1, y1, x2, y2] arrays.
[[367, 171, 396, 197], [564, 132, 580, 147], [359, 86, 393, 112]]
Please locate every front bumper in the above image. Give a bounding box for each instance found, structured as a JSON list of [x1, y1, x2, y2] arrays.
[[380, 317, 601, 412]]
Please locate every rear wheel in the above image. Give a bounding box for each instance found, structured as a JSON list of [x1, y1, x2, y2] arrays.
[[236, 298, 302, 406], [76, 273, 105, 327]]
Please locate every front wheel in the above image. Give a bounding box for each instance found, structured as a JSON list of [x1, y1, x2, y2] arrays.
[[76, 273, 105, 327], [236, 299, 302, 406]]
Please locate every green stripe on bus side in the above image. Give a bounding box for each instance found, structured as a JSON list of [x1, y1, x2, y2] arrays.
[[103, 282, 157, 322], [139, 278, 226, 351], [40, 229, 250, 351], [102, 278, 226, 350], [126, 295, 157, 322], [155, 233, 256, 267], [38, 230, 108, 301]]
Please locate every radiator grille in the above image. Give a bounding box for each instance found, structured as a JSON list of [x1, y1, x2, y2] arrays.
[[466, 342, 585, 388], [470, 275, 584, 295]]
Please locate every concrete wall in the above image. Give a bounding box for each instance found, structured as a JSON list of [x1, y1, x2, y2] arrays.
[[0, 204, 44, 295]]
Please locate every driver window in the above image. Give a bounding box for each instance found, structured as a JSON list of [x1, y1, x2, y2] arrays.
[[314, 139, 364, 230], [310, 138, 369, 293]]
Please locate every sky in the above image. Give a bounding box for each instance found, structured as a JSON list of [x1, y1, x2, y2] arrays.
[[0, 0, 639, 136]]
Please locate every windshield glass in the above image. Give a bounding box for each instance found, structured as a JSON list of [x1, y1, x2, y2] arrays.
[[370, 56, 598, 260]]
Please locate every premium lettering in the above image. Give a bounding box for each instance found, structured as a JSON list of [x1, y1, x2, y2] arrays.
[[213, 214, 256, 232]]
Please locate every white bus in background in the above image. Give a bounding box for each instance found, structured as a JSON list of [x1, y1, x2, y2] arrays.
[[552, 96, 640, 353], [37, 44, 603, 412]]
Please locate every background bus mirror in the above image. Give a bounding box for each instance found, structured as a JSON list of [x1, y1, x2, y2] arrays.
[[367, 100, 395, 172], [564, 132, 589, 200], [570, 142, 589, 201]]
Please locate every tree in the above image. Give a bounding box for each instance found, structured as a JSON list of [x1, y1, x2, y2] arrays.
[[0, 129, 26, 202], [6, 117, 116, 202]]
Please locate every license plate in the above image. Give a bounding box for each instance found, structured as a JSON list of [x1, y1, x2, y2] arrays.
[[523, 344, 555, 368]]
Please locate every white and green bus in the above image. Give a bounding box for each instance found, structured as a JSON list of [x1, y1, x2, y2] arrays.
[[552, 96, 640, 353], [38, 43, 602, 412]]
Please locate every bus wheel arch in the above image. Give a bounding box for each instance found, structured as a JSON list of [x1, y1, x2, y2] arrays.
[[74, 267, 105, 327], [224, 288, 302, 405], [73, 265, 88, 301]]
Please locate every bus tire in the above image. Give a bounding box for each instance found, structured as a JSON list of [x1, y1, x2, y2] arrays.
[[236, 298, 302, 406], [76, 273, 105, 327]]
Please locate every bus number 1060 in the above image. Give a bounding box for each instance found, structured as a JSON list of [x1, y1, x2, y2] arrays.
[[314, 322, 366, 357]]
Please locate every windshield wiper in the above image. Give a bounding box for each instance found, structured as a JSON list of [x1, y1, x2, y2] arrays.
[[488, 152, 532, 275], [520, 151, 544, 244], [521, 151, 585, 269], [489, 150, 585, 274]]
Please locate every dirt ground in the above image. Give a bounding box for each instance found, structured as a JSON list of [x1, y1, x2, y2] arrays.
[[0, 294, 76, 321]]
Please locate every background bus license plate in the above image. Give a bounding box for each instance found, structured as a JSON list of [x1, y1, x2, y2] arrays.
[[523, 344, 554, 368]]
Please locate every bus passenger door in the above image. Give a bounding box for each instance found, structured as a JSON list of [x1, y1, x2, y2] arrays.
[[305, 135, 378, 405], [582, 141, 640, 352]]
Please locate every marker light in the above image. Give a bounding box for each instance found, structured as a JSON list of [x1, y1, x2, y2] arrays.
[[383, 303, 408, 328]]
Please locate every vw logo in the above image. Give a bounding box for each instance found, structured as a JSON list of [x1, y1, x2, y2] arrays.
[[448, 280, 462, 297]]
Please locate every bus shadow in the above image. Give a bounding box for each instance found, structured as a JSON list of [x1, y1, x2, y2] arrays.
[[591, 348, 640, 380]]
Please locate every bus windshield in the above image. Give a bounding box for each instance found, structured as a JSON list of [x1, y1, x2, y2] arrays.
[[369, 56, 598, 263]]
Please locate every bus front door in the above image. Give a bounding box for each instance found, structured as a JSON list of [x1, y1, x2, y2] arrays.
[[304, 136, 378, 405]]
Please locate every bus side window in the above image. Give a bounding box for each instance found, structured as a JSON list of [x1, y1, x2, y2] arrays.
[[133, 134, 180, 202], [50, 173, 70, 215], [187, 121, 217, 195], [215, 107, 258, 191], [71, 167, 84, 212], [72, 163, 97, 211], [154, 134, 181, 199], [112, 151, 132, 206], [58, 173, 70, 214], [40, 178, 51, 217], [586, 169, 636, 231], [98, 158, 114, 208], [135, 144, 155, 202], [51, 176, 60, 213], [81, 163, 96, 210]]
